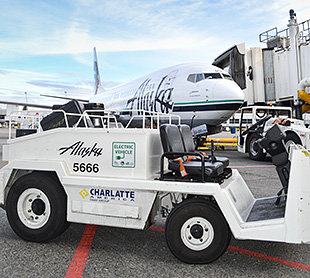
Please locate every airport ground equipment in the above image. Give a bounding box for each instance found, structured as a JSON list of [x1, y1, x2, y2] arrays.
[[1, 105, 310, 264], [238, 105, 310, 160]]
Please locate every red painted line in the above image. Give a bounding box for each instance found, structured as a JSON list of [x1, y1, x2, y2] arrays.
[[228, 246, 310, 271], [65, 224, 98, 278], [149, 225, 165, 233], [150, 225, 310, 271], [64, 224, 310, 273]]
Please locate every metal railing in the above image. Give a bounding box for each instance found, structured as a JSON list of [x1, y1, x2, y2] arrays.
[[8, 109, 181, 139], [8, 111, 48, 139], [259, 18, 310, 47], [299, 19, 310, 43]]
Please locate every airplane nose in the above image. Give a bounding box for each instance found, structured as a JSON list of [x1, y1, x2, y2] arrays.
[[213, 80, 244, 101], [210, 80, 244, 124]]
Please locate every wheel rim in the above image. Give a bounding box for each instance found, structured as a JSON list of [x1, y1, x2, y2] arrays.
[[180, 217, 214, 251], [285, 140, 295, 152], [17, 188, 51, 229], [249, 138, 259, 156]]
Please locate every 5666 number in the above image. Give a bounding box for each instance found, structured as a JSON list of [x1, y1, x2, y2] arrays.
[[73, 163, 100, 173]]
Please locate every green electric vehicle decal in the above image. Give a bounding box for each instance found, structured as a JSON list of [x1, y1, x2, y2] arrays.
[[112, 142, 136, 168]]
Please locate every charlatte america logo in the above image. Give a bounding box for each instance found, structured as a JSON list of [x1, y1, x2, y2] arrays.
[[58, 141, 103, 158]]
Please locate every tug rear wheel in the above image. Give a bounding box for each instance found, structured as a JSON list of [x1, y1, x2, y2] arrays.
[[165, 199, 231, 264], [6, 172, 70, 242]]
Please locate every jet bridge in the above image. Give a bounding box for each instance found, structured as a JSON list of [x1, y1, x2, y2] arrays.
[[213, 9, 310, 112]]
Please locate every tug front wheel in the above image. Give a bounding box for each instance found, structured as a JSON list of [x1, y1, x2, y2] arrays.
[[6, 172, 70, 242], [165, 199, 231, 264]]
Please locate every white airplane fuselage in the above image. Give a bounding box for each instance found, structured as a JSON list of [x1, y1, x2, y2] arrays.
[[90, 63, 244, 133]]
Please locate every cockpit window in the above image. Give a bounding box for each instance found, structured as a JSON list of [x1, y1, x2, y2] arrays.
[[223, 73, 234, 81], [187, 74, 196, 83], [204, 73, 222, 79], [196, 73, 204, 82], [187, 72, 223, 83]]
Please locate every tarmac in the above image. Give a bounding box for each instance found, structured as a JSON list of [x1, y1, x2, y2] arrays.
[[0, 128, 309, 277]]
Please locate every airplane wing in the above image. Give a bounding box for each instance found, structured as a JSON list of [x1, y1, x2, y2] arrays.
[[0, 94, 89, 110], [0, 100, 52, 109], [40, 94, 89, 103]]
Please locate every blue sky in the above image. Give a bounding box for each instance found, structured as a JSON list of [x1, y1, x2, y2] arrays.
[[0, 0, 309, 107]]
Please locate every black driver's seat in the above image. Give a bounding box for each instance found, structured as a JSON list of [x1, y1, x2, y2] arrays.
[[160, 124, 225, 181], [178, 124, 230, 168]]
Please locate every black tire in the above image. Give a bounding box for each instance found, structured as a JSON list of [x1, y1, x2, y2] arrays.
[[247, 133, 266, 161], [6, 172, 70, 242], [284, 132, 302, 152], [165, 199, 231, 264]]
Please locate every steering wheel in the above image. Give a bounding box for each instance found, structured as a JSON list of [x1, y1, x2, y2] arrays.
[[242, 114, 272, 136], [256, 110, 267, 119]]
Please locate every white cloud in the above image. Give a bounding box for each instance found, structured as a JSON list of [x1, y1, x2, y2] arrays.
[[0, 0, 310, 107], [0, 0, 216, 56], [0, 67, 93, 104], [1, 69, 55, 77], [1, 0, 310, 58]]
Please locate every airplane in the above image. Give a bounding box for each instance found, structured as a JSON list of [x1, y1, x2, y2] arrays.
[[89, 48, 244, 134], [0, 48, 244, 134]]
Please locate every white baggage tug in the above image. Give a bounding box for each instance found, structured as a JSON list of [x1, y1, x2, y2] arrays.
[[0, 101, 310, 264]]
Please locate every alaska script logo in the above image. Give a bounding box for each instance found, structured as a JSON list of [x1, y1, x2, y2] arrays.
[[59, 141, 103, 158], [126, 76, 174, 114]]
